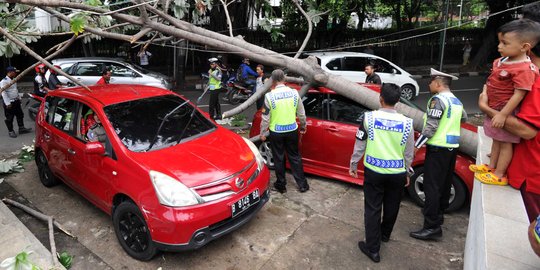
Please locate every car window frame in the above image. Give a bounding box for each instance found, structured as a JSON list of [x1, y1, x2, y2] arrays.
[[302, 92, 324, 120], [324, 93, 370, 125], [73, 62, 105, 77], [48, 96, 78, 135]]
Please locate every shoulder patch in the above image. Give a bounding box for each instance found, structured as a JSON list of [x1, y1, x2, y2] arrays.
[[355, 126, 367, 141], [429, 99, 437, 109]]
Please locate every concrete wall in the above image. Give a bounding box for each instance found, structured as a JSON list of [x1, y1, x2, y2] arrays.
[[464, 127, 540, 269]]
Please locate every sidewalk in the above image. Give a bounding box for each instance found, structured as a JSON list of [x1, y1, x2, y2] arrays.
[[0, 200, 63, 269]]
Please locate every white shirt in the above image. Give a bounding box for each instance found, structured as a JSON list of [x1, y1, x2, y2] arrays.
[[1, 76, 19, 106], [138, 50, 152, 66]]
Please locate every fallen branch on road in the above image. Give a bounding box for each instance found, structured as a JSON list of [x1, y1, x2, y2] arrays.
[[2, 198, 75, 268]]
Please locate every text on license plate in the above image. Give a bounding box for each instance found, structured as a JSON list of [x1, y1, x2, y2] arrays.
[[231, 189, 260, 218]]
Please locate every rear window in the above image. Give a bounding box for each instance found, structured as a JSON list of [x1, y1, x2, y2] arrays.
[[104, 95, 215, 152]]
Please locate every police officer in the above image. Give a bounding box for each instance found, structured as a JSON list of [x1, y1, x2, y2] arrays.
[[208, 58, 223, 120], [349, 83, 414, 263], [1, 66, 32, 138], [260, 69, 309, 193], [410, 68, 467, 240]]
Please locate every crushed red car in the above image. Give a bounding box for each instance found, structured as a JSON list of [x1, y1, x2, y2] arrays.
[[250, 83, 476, 211]]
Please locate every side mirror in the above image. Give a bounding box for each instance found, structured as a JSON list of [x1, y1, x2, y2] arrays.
[[84, 141, 105, 155], [392, 69, 397, 74]]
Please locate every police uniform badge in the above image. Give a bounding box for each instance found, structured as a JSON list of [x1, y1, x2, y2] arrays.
[[429, 99, 437, 109]]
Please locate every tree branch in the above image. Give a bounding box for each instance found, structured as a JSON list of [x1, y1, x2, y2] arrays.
[[131, 27, 152, 43], [12, 6, 33, 31], [292, 0, 312, 59], [219, 0, 234, 37], [0, 33, 78, 94], [134, 0, 150, 23]]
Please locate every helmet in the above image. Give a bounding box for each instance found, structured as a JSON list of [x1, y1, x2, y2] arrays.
[[208, 57, 218, 63], [35, 63, 46, 73]]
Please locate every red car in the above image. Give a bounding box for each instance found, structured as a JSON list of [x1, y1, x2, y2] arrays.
[[34, 85, 270, 261], [249, 84, 476, 211]]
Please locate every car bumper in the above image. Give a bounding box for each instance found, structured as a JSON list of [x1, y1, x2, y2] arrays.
[[149, 166, 270, 251]]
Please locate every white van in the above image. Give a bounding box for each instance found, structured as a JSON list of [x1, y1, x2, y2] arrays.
[[309, 52, 420, 100]]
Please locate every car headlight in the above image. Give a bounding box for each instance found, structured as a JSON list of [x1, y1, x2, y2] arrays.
[[242, 137, 265, 170], [149, 170, 201, 207]]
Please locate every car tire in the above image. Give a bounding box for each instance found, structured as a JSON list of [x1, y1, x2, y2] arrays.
[[407, 167, 467, 212], [112, 201, 158, 261], [400, 84, 416, 101], [35, 150, 59, 187], [257, 141, 274, 169]]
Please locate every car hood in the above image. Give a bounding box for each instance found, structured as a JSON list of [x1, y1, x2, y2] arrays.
[[128, 128, 255, 188]]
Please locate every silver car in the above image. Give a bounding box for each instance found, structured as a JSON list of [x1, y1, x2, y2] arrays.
[[48, 57, 173, 90]]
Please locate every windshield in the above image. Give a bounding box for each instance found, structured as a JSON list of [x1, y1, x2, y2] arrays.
[[128, 62, 151, 75], [104, 95, 215, 152]]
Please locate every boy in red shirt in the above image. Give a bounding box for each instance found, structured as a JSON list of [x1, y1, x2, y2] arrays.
[[471, 19, 540, 185]]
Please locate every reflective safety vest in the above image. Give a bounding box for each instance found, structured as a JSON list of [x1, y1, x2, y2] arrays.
[[266, 85, 299, 133], [424, 91, 462, 148], [208, 69, 222, 90], [364, 110, 412, 174]]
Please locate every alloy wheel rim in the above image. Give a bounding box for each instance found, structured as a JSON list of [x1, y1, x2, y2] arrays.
[[118, 212, 150, 252], [414, 173, 456, 203], [401, 87, 413, 100], [259, 142, 274, 167]]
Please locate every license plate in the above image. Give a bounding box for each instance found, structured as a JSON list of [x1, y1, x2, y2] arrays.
[[231, 189, 260, 218]]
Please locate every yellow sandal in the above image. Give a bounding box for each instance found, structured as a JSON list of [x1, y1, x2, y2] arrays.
[[469, 164, 493, 173], [475, 172, 508, 186]]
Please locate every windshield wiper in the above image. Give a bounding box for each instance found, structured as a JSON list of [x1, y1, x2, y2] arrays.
[[176, 84, 212, 144], [146, 100, 190, 151]]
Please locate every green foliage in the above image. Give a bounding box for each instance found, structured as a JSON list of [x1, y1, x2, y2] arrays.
[[230, 114, 247, 127], [270, 28, 285, 42], [0, 4, 40, 57], [85, 0, 103, 6], [58, 251, 74, 269], [0, 251, 40, 270], [70, 13, 88, 36], [19, 144, 35, 163]]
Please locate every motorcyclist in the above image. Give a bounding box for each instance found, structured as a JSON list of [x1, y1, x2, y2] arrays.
[[34, 64, 51, 97], [237, 58, 258, 92], [47, 65, 65, 90]]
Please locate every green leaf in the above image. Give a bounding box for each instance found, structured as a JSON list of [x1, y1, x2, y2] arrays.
[[58, 252, 73, 269], [70, 14, 87, 36], [85, 0, 103, 6]]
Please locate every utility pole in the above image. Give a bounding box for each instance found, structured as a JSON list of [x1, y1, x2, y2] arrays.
[[439, 0, 450, 71], [458, 0, 463, 26]]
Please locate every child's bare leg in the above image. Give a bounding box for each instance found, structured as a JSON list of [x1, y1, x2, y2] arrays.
[[489, 140, 501, 170], [494, 142, 513, 178]]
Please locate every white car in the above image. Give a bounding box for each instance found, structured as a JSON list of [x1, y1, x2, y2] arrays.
[[47, 57, 173, 90], [308, 52, 420, 100]]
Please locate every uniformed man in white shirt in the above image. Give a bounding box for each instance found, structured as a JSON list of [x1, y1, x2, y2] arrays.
[[1, 66, 32, 138]]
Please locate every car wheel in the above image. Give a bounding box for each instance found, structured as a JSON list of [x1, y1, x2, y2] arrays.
[[400, 84, 416, 101], [35, 150, 59, 187], [112, 201, 158, 261], [257, 141, 274, 169], [407, 167, 467, 212]]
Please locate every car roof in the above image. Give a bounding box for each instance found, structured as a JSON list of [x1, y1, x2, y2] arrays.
[[49, 84, 172, 106], [53, 57, 127, 63], [307, 51, 377, 58]]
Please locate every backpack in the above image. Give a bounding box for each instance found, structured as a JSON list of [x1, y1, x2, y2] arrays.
[[236, 65, 244, 83]]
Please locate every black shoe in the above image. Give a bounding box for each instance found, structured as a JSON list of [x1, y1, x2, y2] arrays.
[[298, 185, 309, 193], [8, 131, 17, 138], [381, 234, 390, 243], [358, 241, 380, 263], [18, 127, 32, 134], [409, 227, 442, 241], [272, 185, 286, 194]]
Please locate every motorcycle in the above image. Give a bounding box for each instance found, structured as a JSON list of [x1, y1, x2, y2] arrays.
[[225, 74, 254, 105], [25, 93, 44, 121]]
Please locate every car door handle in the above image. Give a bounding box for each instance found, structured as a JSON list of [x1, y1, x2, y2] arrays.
[[67, 149, 76, 155], [43, 133, 51, 140], [325, 126, 339, 132]]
